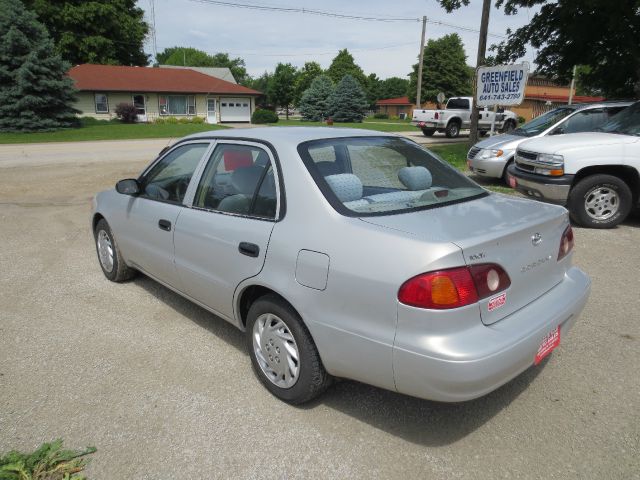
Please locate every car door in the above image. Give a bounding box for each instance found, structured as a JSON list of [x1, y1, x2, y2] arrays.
[[118, 141, 212, 290], [174, 141, 280, 320]]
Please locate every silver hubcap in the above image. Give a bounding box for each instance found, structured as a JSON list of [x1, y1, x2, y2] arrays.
[[252, 313, 300, 388], [585, 186, 619, 220], [97, 230, 114, 273]]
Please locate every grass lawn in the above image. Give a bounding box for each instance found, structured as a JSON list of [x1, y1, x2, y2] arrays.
[[0, 119, 229, 144], [429, 143, 516, 195], [270, 118, 414, 132]]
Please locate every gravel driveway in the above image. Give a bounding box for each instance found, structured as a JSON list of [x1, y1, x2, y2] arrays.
[[0, 139, 638, 479]]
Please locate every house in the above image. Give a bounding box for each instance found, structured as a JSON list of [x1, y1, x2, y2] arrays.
[[512, 76, 605, 120], [375, 96, 413, 118], [67, 64, 261, 123], [159, 65, 238, 84]]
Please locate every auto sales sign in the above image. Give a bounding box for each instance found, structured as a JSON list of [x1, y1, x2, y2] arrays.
[[476, 63, 529, 107]]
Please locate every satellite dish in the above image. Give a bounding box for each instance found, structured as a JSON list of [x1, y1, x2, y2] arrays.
[[437, 92, 445, 104]]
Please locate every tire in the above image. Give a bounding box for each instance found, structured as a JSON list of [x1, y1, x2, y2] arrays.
[[421, 128, 436, 137], [94, 219, 137, 282], [567, 174, 633, 228], [246, 294, 332, 404], [479, 130, 488, 137], [502, 160, 514, 185], [502, 120, 516, 133], [445, 121, 460, 138]]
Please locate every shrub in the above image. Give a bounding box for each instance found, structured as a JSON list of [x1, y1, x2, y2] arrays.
[[518, 116, 526, 124], [154, 117, 166, 124], [191, 116, 205, 124], [178, 117, 190, 124], [252, 109, 279, 124], [164, 116, 179, 124], [115, 103, 138, 123], [373, 113, 389, 119]]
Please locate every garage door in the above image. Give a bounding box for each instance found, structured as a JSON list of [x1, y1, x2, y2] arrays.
[[220, 98, 251, 122]]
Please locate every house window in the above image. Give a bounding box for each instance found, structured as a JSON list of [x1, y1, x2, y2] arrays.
[[159, 95, 196, 115], [94, 93, 108, 113]]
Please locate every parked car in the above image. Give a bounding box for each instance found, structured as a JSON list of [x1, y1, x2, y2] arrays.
[[468, 101, 632, 183], [92, 128, 591, 404], [411, 97, 518, 138], [508, 101, 640, 228]]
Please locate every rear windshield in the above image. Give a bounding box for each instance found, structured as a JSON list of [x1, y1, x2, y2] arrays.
[[446, 98, 469, 110], [297, 136, 486, 217]]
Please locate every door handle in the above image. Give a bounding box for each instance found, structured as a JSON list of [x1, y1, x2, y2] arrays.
[[158, 219, 172, 231], [238, 242, 260, 258]]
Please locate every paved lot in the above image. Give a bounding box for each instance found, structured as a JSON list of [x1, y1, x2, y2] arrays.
[[0, 139, 638, 479]]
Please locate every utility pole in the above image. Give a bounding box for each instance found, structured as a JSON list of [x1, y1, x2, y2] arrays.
[[568, 65, 577, 105], [416, 16, 427, 110], [469, 0, 491, 146]]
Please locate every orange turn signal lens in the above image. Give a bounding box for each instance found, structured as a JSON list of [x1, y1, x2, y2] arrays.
[[430, 275, 460, 306], [549, 169, 564, 176]]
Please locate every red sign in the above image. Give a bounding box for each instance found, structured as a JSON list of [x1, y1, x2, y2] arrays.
[[534, 326, 560, 365]]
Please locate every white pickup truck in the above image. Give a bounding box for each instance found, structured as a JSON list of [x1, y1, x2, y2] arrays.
[[412, 96, 518, 138], [508, 101, 640, 228]]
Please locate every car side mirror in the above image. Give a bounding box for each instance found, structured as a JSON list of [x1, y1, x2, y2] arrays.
[[116, 178, 141, 195]]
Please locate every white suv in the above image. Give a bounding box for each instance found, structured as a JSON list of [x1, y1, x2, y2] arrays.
[[508, 101, 640, 228]]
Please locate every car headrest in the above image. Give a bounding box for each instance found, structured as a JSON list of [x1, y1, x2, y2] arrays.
[[325, 174, 363, 203], [231, 166, 264, 195], [398, 166, 432, 191]]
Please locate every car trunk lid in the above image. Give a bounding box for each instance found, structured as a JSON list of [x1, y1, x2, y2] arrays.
[[361, 193, 570, 325]]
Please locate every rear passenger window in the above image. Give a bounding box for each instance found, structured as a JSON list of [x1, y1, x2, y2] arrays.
[[194, 144, 277, 218], [563, 109, 606, 133]]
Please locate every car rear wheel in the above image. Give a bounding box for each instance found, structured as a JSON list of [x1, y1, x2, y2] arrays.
[[567, 174, 632, 228], [502, 120, 516, 133], [421, 128, 436, 137], [445, 121, 460, 138], [246, 294, 332, 404], [94, 219, 137, 282]]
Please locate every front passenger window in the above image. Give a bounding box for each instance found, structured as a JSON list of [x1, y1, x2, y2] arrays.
[[142, 143, 209, 203], [194, 144, 277, 218]]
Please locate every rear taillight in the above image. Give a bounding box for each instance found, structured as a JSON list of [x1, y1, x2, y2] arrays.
[[557, 225, 574, 260], [398, 264, 510, 310], [434, 112, 439, 119]]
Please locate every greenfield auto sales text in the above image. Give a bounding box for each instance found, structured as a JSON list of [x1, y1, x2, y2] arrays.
[[481, 70, 525, 94]]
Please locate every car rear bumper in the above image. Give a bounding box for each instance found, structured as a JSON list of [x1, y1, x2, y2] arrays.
[[468, 155, 510, 178], [393, 266, 591, 402], [507, 164, 573, 204]]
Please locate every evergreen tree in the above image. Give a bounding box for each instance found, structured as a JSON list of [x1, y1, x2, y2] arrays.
[[0, 0, 78, 132], [326, 49, 367, 88], [268, 63, 298, 119], [299, 75, 334, 121], [294, 61, 323, 106], [408, 33, 472, 104], [328, 75, 369, 123]]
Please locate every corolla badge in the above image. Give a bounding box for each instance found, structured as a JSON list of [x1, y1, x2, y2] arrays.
[[531, 232, 543, 246]]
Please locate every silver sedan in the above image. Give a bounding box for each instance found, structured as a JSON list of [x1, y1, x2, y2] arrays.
[[91, 128, 591, 404]]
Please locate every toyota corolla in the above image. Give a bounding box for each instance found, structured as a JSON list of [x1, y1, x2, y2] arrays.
[[92, 128, 591, 404]]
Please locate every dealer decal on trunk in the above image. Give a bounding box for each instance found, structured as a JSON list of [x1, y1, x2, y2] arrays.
[[487, 292, 507, 312]]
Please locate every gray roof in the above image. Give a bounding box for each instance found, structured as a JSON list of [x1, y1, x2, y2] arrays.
[[159, 65, 237, 84], [183, 127, 393, 143]]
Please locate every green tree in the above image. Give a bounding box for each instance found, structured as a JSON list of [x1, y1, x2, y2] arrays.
[[438, 0, 640, 98], [328, 75, 369, 123], [364, 73, 381, 108], [0, 0, 78, 132], [156, 47, 249, 85], [408, 33, 472, 104], [294, 61, 323, 105], [299, 75, 334, 121], [326, 49, 367, 87], [269, 63, 298, 119], [379, 77, 410, 99], [24, 0, 149, 66], [248, 71, 274, 107]]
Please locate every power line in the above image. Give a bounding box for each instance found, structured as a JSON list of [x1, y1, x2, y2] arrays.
[[187, 0, 506, 38]]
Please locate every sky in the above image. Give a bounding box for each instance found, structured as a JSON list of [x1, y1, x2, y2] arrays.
[[138, 0, 539, 79]]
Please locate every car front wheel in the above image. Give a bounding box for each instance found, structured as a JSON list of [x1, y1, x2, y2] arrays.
[[567, 174, 632, 228], [246, 294, 331, 404], [94, 219, 137, 282]]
